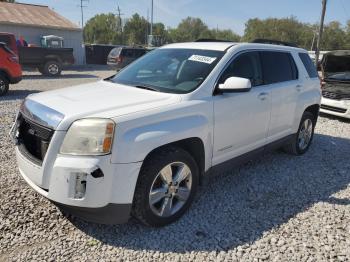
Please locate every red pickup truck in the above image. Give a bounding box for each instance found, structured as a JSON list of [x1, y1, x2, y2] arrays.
[[0, 41, 22, 96]]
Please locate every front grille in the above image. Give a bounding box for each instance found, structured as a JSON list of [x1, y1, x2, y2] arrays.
[[322, 91, 350, 100], [17, 113, 54, 165], [320, 104, 347, 113]]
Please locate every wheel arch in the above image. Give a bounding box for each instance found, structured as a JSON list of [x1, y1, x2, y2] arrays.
[[142, 137, 206, 183], [304, 104, 320, 123]]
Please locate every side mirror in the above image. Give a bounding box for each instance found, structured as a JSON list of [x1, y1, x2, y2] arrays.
[[218, 77, 252, 93]]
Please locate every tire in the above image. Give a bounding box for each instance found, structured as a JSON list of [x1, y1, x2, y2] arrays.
[[43, 60, 62, 76], [132, 146, 199, 227], [284, 111, 315, 155], [0, 74, 9, 96]]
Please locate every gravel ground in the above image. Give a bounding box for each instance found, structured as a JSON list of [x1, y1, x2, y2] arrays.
[[0, 67, 349, 261]]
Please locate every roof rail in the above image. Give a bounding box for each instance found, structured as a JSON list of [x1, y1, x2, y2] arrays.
[[195, 38, 233, 43], [251, 39, 298, 48]]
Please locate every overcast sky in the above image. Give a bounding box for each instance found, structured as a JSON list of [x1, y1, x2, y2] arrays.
[[19, 0, 350, 35]]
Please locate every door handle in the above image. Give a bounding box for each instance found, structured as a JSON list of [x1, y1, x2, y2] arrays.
[[258, 92, 269, 101], [296, 84, 302, 91]]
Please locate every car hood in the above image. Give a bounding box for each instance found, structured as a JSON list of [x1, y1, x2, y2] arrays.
[[24, 80, 181, 130], [322, 51, 350, 79]]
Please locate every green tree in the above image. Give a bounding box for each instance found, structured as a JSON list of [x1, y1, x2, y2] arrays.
[[211, 29, 241, 42], [83, 13, 122, 44], [243, 17, 314, 49], [123, 13, 149, 45], [168, 17, 211, 42], [0, 0, 15, 2], [321, 21, 347, 50]]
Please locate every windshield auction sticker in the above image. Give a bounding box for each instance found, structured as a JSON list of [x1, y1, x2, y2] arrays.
[[188, 55, 217, 64]]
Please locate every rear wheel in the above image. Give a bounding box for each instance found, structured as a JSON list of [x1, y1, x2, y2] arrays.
[[0, 74, 9, 96], [284, 111, 315, 155], [43, 61, 62, 76], [132, 146, 199, 227]]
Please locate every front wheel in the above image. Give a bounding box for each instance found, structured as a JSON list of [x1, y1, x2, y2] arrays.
[[284, 111, 315, 155], [0, 74, 9, 96], [132, 147, 199, 227]]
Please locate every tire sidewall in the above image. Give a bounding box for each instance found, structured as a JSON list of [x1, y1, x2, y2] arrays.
[[0, 75, 9, 96], [295, 112, 315, 155], [135, 148, 199, 227]]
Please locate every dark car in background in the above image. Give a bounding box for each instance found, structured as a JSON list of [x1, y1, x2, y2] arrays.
[[107, 47, 147, 70], [320, 50, 350, 119], [0, 42, 22, 96]]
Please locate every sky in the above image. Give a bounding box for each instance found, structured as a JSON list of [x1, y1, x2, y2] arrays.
[[18, 0, 350, 35]]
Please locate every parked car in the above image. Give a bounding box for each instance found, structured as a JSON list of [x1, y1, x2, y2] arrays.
[[107, 47, 147, 70], [319, 50, 350, 119], [0, 32, 18, 54], [0, 42, 22, 96], [19, 46, 74, 76], [11, 40, 321, 226]]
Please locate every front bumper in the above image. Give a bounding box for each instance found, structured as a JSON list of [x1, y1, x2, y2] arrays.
[[320, 97, 350, 119], [16, 146, 142, 224]]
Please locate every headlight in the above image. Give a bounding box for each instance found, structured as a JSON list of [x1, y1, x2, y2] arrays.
[[60, 119, 115, 155]]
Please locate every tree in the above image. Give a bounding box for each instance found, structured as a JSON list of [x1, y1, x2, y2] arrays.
[[321, 21, 347, 50], [211, 29, 241, 42], [0, 0, 15, 2], [123, 13, 149, 45], [168, 17, 211, 42], [243, 17, 314, 49], [83, 13, 122, 44]]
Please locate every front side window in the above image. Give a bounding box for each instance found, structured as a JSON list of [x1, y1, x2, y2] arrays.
[[111, 48, 224, 94], [260, 51, 298, 84], [219, 51, 263, 86]]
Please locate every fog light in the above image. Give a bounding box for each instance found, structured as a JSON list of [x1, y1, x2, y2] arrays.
[[73, 172, 87, 199]]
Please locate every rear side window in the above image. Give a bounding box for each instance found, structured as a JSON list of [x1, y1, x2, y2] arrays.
[[299, 53, 318, 78], [260, 51, 298, 84]]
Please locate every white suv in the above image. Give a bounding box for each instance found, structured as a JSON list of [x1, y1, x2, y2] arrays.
[[12, 40, 321, 227]]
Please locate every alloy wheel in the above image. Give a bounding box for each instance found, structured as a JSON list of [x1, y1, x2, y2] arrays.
[[149, 162, 192, 217], [298, 118, 313, 150]]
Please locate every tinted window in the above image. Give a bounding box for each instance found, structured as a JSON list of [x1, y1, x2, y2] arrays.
[[0, 35, 11, 46], [219, 51, 263, 86], [260, 51, 297, 84], [299, 53, 319, 78]]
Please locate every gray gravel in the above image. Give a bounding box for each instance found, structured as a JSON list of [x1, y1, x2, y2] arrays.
[[1, 67, 350, 261]]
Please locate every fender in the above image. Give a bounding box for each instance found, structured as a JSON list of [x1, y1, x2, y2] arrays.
[[292, 86, 321, 133], [111, 108, 213, 171]]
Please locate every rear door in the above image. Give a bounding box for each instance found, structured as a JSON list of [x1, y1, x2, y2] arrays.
[[260, 51, 300, 142]]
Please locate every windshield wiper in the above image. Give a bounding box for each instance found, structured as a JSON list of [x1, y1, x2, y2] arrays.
[[134, 84, 160, 92]]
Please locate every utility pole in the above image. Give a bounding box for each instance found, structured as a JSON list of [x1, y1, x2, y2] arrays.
[[315, 0, 327, 66], [79, 0, 88, 29], [116, 5, 124, 44], [150, 0, 154, 35]]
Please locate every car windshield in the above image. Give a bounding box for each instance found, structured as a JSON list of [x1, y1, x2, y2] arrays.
[[110, 48, 225, 94]]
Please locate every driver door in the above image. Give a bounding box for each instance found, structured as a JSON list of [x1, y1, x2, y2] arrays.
[[212, 51, 272, 166]]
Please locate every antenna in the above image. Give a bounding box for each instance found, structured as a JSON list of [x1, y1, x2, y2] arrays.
[[79, 0, 89, 29]]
